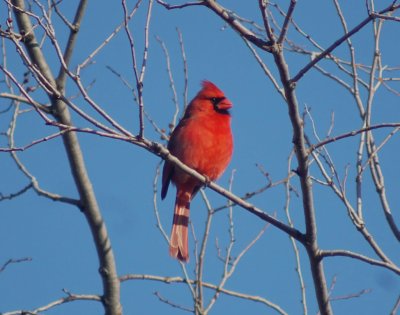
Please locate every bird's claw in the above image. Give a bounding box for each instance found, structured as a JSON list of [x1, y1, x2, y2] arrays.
[[203, 175, 211, 187]]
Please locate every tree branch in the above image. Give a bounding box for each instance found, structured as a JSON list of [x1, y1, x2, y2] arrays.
[[3, 292, 102, 315], [204, 0, 273, 51], [0, 92, 50, 112], [277, 0, 297, 44], [290, 3, 400, 83], [320, 250, 400, 275], [0, 257, 32, 273], [309, 123, 400, 152], [120, 273, 288, 314], [9, 1, 122, 314]]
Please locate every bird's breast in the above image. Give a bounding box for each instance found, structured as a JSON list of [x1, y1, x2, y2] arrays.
[[172, 116, 232, 181]]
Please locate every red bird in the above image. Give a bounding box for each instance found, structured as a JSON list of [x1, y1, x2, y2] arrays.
[[161, 81, 233, 262]]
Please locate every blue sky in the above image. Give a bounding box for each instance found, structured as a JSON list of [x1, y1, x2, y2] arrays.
[[1, 1, 400, 314]]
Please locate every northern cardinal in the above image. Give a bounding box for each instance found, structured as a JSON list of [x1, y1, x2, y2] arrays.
[[161, 81, 233, 262]]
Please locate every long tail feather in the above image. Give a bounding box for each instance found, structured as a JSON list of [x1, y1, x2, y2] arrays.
[[170, 191, 190, 262]]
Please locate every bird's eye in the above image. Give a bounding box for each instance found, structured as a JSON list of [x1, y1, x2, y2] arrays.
[[209, 97, 224, 106]]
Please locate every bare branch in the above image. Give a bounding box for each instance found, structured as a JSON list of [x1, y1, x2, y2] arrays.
[[203, 0, 272, 51], [156, 0, 204, 10], [320, 250, 400, 275], [3, 292, 102, 315], [258, 0, 276, 42], [176, 28, 189, 110], [363, 15, 400, 242], [120, 274, 288, 314], [0, 183, 32, 201], [284, 150, 308, 315], [156, 35, 180, 131], [307, 125, 394, 264], [196, 190, 214, 313], [361, 127, 400, 174], [206, 193, 269, 313], [391, 295, 400, 315], [372, 13, 400, 22], [309, 123, 400, 152], [330, 288, 371, 302], [4, 100, 81, 207], [0, 257, 32, 273], [78, 0, 142, 70], [121, 0, 151, 138], [242, 38, 285, 100], [52, 0, 75, 30], [154, 291, 194, 313], [8, 2, 122, 314], [277, 0, 297, 44], [0, 92, 50, 113], [0, 129, 69, 152], [291, 3, 400, 83], [55, 0, 88, 88]]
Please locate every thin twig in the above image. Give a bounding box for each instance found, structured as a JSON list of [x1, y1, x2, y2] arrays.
[[0, 183, 32, 201], [390, 295, 400, 315], [330, 289, 371, 302], [309, 123, 400, 152], [242, 38, 285, 100], [3, 293, 102, 315], [0, 257, 32, 273], [154, 291, 194, 313], [176, 28, 189, 111], [320, 250, 400, 275], [156, 35, 180, 130], [277, 0, 297, 44], [121, 0, 151, 138], [78, 0, 142, 70], [156, 0, 204, 10], [291, 3, 400, 83], [284, 150, 308, 315], [0, 92, 50, 112], [121, 273, 288, 314]]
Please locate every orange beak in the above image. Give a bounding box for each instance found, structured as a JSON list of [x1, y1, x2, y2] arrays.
[[216, 98, 232, 110]]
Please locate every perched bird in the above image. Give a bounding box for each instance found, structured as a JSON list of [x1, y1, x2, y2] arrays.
[[161, 81, 233, 262]]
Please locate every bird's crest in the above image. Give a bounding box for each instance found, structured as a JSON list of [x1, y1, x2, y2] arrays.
[[200, 80, 224, 96]]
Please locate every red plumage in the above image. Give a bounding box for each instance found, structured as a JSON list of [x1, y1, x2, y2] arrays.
[[161, 81, 233, 262]]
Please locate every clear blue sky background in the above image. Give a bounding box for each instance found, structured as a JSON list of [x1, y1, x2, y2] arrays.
[[1, 1, 399, 314]]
